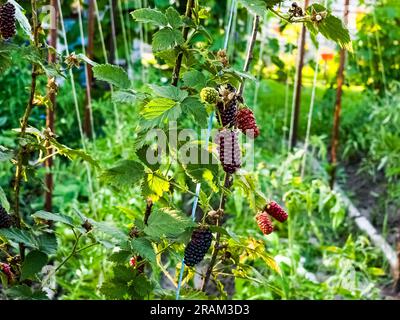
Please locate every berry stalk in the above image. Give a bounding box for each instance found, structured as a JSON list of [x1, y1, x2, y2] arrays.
[[201, 14, 261, 292], [13, 0, 41, 260]]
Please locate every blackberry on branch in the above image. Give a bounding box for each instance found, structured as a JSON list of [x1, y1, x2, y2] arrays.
[[256, 212, 274, 235], [0, 205, 12, 229], [215, 129, 241, 174], [236, 107, 260, 138], [0, 2, 16, 40], [217, 84, 238, 127], [265, 201, 288, 223], [184, 228, 213, 267]]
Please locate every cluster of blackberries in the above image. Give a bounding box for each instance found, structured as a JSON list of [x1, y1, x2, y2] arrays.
[[0, 205, 12, 229], [236, 108, 260, 138], [0, 2, 16, 40], [184, 228, 213, 267], [256, 201, 288, 236], [215, 129, 241, 174]]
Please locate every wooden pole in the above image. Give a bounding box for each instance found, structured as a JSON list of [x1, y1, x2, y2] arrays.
[[84, 0, 95, 138], [329, 0, 350, 189], [289, 0, 309, 150], [45, 0, 58, 212]]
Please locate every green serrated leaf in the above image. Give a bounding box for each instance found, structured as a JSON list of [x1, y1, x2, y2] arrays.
[[6, 285, 48, 300], [112, 90, 137, 104], [181, 97, 208, 127], [32, 211, 75, 227], [100, 160, 145, 189], [131, 8, 168, 27], [238, 0, 267, 17], [0, 186, 10, 212], [136, 145, 161, 171], [20, 250, 48, 281], [166, 7, 183, 28], [36, 233, 58, 255], [180, 145, 219, 186], [49, 138, 100, 168], [149, 84, 188, 102], [0, 228, 37, 248], [131, 238, 156, 263], [144, 208, 195, 239], [92, 221, 128, 241], [142, 171, 170, 202], [109, 250, 132, 264], [93, 64, 130, 89], [306, 4, 352, 51], [141, 97, 179, 120], [182, 70, 207, 91], [152, 27, 184, 52]]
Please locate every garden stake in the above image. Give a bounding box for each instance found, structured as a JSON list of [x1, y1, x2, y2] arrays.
[[301, 0, 328, 178], [330, 0, 350, 189], [45, 0, 58, 212], [289, 0, 309, 151], [77, 0, 95, 139]]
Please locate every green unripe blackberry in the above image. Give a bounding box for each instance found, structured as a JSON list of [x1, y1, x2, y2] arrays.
[[0, 205, 12, 229], [200, 87, 219, 104], [184, 228, 212, 267]]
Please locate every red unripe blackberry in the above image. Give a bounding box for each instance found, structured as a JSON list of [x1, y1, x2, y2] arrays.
[[184, 228, 213, 267], [236, 107, 260, 138], [0, 205, 12, 229], [0, 263, 13, 282], [256, 212, 274, 235], [129, 257, 137, 267], [265, 201, 288, 223], [215, 129, 241, 174], [0, 2, 16, 40]]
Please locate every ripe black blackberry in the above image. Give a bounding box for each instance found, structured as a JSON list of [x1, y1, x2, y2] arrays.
[[0, 2, 16, 40], [215, 129, 241, 174], [0, 205, 12, 229], [217, 84, 238, 128], [184, 228, 213, 267]]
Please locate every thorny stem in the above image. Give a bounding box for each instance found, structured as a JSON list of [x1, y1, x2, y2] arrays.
[[202, 15, 260, 293], [13, 0, 41, 261]]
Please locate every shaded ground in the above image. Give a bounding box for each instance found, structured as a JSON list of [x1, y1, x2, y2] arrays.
[[340, 159, 400, 299]]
